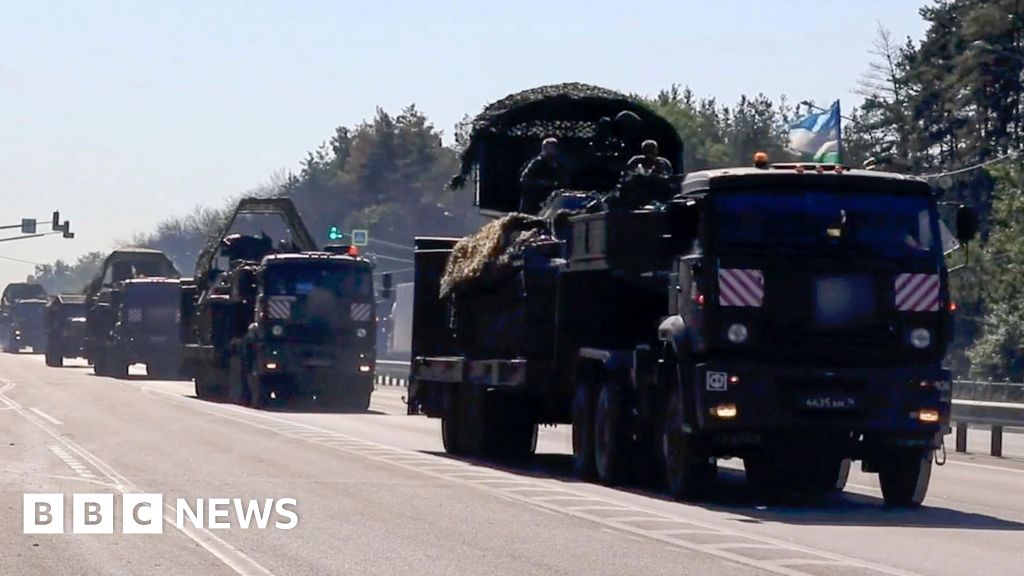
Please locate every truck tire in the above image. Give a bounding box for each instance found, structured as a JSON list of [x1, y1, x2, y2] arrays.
[[594, 380, 629, 486], [195, 367, 226, 401], [45, 344, 63, 367], [489, 399, 537, 459], [879, 449, 932, 507], [571, 378, 597, 480], [662, 385, 714, 501], [441, 383, 471, 455], [93, 350, 109, 376], [112, 354, 130, 379], [227, 356, 250, 406]]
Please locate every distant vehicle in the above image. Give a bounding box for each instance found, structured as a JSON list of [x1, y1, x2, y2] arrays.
[[181, 198, 391, 410], [90, 278, 184, 379], [1, 282, 49, 353], [44, 294, 88, 367], [408, 83, 975, 507], [381, 282, 413, 359], [46, 248, 182, 377]]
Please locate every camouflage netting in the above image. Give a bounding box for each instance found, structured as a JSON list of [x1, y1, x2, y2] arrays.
[[440, 213, 553, 298], [451, 82, 683, 190]]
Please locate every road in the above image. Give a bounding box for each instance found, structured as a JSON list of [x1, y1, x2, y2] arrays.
[[1, 353, 1022, 576]]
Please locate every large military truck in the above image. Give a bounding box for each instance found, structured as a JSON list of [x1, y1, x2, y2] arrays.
[[48, 248, 182, 377], [1, 283, 49, 353], [407, 83, 976, 507], [90, 277, 184, 378], [181, 198, 388, 410], [44, 294, 88, 366]]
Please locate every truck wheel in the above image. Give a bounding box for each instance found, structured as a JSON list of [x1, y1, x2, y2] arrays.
[[490, 401, 538, 459], [571, 379, 597, 479], [45, 345, 63, 367], [113, 355, 130, 379], [441, 384, 468, 455], [594, 380, 629, 486], [195, 367, 226, 401], [879, 449, 932, 507], [662, 386, 714, 501], [248, 374, 271, 409], [227, 356, 250, 405]]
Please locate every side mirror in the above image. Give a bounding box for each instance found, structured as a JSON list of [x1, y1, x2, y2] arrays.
[[378, 273, 395, 300], [955, 205, 979, 243]]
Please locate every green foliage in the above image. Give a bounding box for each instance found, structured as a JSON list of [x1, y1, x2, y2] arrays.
[[33, 251, 106, 294], [646, 85, 793, 170], [968, 163, 1024, 380]]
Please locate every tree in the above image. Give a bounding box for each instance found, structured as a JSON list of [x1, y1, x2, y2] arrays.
[[968, 163, 1024, 380]]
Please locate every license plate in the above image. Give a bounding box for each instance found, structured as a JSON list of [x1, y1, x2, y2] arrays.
[[800, 392, 858, 410], [305, 358, 333, 367], [148, 336, 167, 343]]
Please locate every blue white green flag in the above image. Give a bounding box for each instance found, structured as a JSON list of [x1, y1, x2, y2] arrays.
[[787, 100, 842, 163]]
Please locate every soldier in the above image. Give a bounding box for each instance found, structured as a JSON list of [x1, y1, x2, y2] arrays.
[[625, 140, 674, 177], [519, 137, 570, 214]]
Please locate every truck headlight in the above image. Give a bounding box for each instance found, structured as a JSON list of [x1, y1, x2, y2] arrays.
[[910, 328, 931, 349], [726, 323, 748, 344], [355, 328, 367, 338], [271, 325, 284, 337]]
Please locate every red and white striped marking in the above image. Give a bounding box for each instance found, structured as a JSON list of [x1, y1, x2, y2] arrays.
[[718, 269, 764, 307], [350, 302, 372, 322], [267, 296, 295, 319], [895, 273, 940, 311], [126, 307, 143, 322]]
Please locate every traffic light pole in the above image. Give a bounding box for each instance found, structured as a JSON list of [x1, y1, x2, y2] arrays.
[[0, 231, 70, 243]]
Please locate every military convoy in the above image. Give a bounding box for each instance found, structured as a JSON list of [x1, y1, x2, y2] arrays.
[[406, 83, 977, 507], [1, 283, 48, 353], [181, 198, 388, 410], [13, 82, 980, 508]]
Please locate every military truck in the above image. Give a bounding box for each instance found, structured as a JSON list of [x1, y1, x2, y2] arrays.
[[181, 198, 388, 410], [50, 248, 183, 377], [407, 83, 976, 507], [44, 294, 88, 366], [90, 278, 184, 378], [1, 283, 49, 353]]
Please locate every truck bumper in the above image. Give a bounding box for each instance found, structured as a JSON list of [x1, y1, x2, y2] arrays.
[[252, 344, 374, 396], [688, 359, 950, 449]]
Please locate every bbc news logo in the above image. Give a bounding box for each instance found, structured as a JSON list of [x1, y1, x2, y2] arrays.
[[24, 494, 298, 534]]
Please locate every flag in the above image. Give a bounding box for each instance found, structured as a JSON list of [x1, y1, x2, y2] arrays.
[[787, 100, 842, 163]]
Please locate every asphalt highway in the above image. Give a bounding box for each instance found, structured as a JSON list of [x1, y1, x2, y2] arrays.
[[1, 353, 1021, 575]]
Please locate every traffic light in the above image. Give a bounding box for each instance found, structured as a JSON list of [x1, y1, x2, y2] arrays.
[[51, 211, 60, 231], [327, 225, 342, 241], [62, 220, 74, 239]]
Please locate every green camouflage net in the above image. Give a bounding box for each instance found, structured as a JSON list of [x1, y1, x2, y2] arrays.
[[440, 213, 551, 298]]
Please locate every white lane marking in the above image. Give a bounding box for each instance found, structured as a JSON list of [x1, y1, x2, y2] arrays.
[[31, 407, 63, 425], [135, 384, 923, 576], [0, 377, 275, 576]]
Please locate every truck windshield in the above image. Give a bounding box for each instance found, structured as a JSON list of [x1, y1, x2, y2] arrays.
[[713, 190, 939, 259], [265, 263, 372, 299], [123, 284, 180, 306]]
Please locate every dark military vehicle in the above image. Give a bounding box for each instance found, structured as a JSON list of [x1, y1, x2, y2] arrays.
[[90, 278, 184, 378], [44, 294, 88, 366], [182, 198, 388, 410], [407, 83, 975, 507], [54, 248, 183, 378], [1, 283, 49, 353]]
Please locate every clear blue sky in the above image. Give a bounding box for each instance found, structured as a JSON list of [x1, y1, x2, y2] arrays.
[[0, 0, 930, 287]]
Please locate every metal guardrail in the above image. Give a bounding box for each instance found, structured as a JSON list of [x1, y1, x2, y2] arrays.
[[952, 380, 1024, 457], [371, 363, 1022, 457], [374, 360, 410, 387]]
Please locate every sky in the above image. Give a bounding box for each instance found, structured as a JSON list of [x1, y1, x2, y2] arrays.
[[0, 0, 932, 288]]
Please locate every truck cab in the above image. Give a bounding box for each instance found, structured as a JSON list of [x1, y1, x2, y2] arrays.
[[45, 294, 88, 366], [91, 278, 183, 379], [1, 283, 48, 353], [646, 162, 978, 505], [237, 252, 378, 409]]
